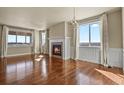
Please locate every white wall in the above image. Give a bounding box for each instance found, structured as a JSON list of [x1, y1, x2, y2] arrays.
[[49, 22, 65, 38], [108, 10, 122, 48], [64, 37, 71, 60], [34, 30, 40, 54]]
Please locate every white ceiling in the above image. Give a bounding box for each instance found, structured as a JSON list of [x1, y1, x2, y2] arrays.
[[0, 7, 117, 30]]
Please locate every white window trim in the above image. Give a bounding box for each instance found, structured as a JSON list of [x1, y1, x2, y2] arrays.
[[79, 21, 101, 47]]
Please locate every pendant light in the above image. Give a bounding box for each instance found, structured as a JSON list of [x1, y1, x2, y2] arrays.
[[71, 7, 78, 27]]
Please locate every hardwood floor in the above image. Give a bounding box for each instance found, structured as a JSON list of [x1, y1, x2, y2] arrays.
[[0, 54, 124, 85]]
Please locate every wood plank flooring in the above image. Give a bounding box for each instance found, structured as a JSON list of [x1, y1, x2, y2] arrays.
[[0, 54, 124, 85]]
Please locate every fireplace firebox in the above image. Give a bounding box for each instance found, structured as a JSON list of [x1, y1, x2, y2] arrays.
[[52, 42, 62, 57]]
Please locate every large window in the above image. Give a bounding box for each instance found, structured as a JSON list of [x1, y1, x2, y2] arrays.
[[8, 31, 32, 45], [80, 22, 100, 46], [17, 35, 25, 44], [41, 32, 46, 46], [26, 36, 31, 44], [8, 35, 16, 44]]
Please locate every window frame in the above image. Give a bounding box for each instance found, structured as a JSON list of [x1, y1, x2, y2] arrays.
[[8, 34, 17, 44], [79, 21, 101, 47], [41, 32, 46, 46], [25, 35, 31, 44], [8, 31, 32, 45]]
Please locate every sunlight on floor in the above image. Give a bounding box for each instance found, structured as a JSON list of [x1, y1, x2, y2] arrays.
[[95, 68, 124, 85], [35, 58, 42, 62], [118, 74, 124, 78], [39, 55, 44, 58], [35, 55, 44, 62]]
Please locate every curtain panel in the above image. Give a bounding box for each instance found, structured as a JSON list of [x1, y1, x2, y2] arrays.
[[1, 25, 9, 57], [100, 13, 109, 66]]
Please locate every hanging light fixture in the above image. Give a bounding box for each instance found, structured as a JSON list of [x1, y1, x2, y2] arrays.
[[71, 7, 78, 27]]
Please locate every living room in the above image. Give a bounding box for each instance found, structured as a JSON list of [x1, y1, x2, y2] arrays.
[[0, 7, 124, 85]]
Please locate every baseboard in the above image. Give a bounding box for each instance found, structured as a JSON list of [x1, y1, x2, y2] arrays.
[[77, 59, 100, 65]]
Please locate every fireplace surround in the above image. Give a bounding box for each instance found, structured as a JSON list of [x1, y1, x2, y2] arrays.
[[49, 37, 71, 60]]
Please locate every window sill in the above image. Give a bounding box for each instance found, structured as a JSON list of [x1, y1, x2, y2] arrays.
[[79, 46, 100, 48], [8, 44, 32, 47]]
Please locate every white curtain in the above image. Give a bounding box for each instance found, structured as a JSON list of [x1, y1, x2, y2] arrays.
[[100, 13, 109, 66], [39, 30, 47, 54], [39, 31, 42, 54], [73, 23, 79, 60], [1, 25, 9, 57], [40, 30, 45, 54], [45, 29, 49, 54], [32, 30, 35, 54]]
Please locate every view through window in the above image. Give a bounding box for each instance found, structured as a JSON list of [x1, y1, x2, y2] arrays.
[[80, 22, 100, 46], [8, 31, 32, 44], [41, 32, 46, 46]]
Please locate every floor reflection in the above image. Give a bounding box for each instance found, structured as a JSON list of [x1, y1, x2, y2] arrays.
[[41, 59, 47, 78], [0, 55, 123, 85]]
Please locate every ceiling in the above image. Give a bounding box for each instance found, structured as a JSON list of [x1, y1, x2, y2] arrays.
[[0, 7, 117, 30]]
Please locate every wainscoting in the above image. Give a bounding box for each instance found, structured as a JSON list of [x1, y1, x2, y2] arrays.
[[79, 47, 100, 64], [7, 46, 32, 57], [108, 48, 123, 68], [73, 47, 123, 68], [123, 49, 124, 71]]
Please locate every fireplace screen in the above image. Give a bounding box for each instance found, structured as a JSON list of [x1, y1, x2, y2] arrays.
[[52, 42, 62, 57]]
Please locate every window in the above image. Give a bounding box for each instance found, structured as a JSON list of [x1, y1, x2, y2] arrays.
[[90, 23, 100, 46], [80, 24, 89, 46], [8, 31, 32, 45], [26, 36, 31, 44], [41, 32, 46, 46], [17, 35, 25, 44], [80, 22, 100, 46], [8, 35, 16, 44]]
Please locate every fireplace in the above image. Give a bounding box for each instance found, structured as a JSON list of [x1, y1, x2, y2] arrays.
[[52, 42, 62, 58], [49, 37, 71, 59]]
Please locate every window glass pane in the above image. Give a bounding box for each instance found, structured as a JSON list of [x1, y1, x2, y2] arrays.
[[17, 35, 25, 44], [42, 33, 45, 39], [26, 36, 31, 43], [41, 32, 46, 46], [90, 23, 100, 42], [90, 23, 100, 46], [8, 35, 16, 43], [80, 24, 89, 46]]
